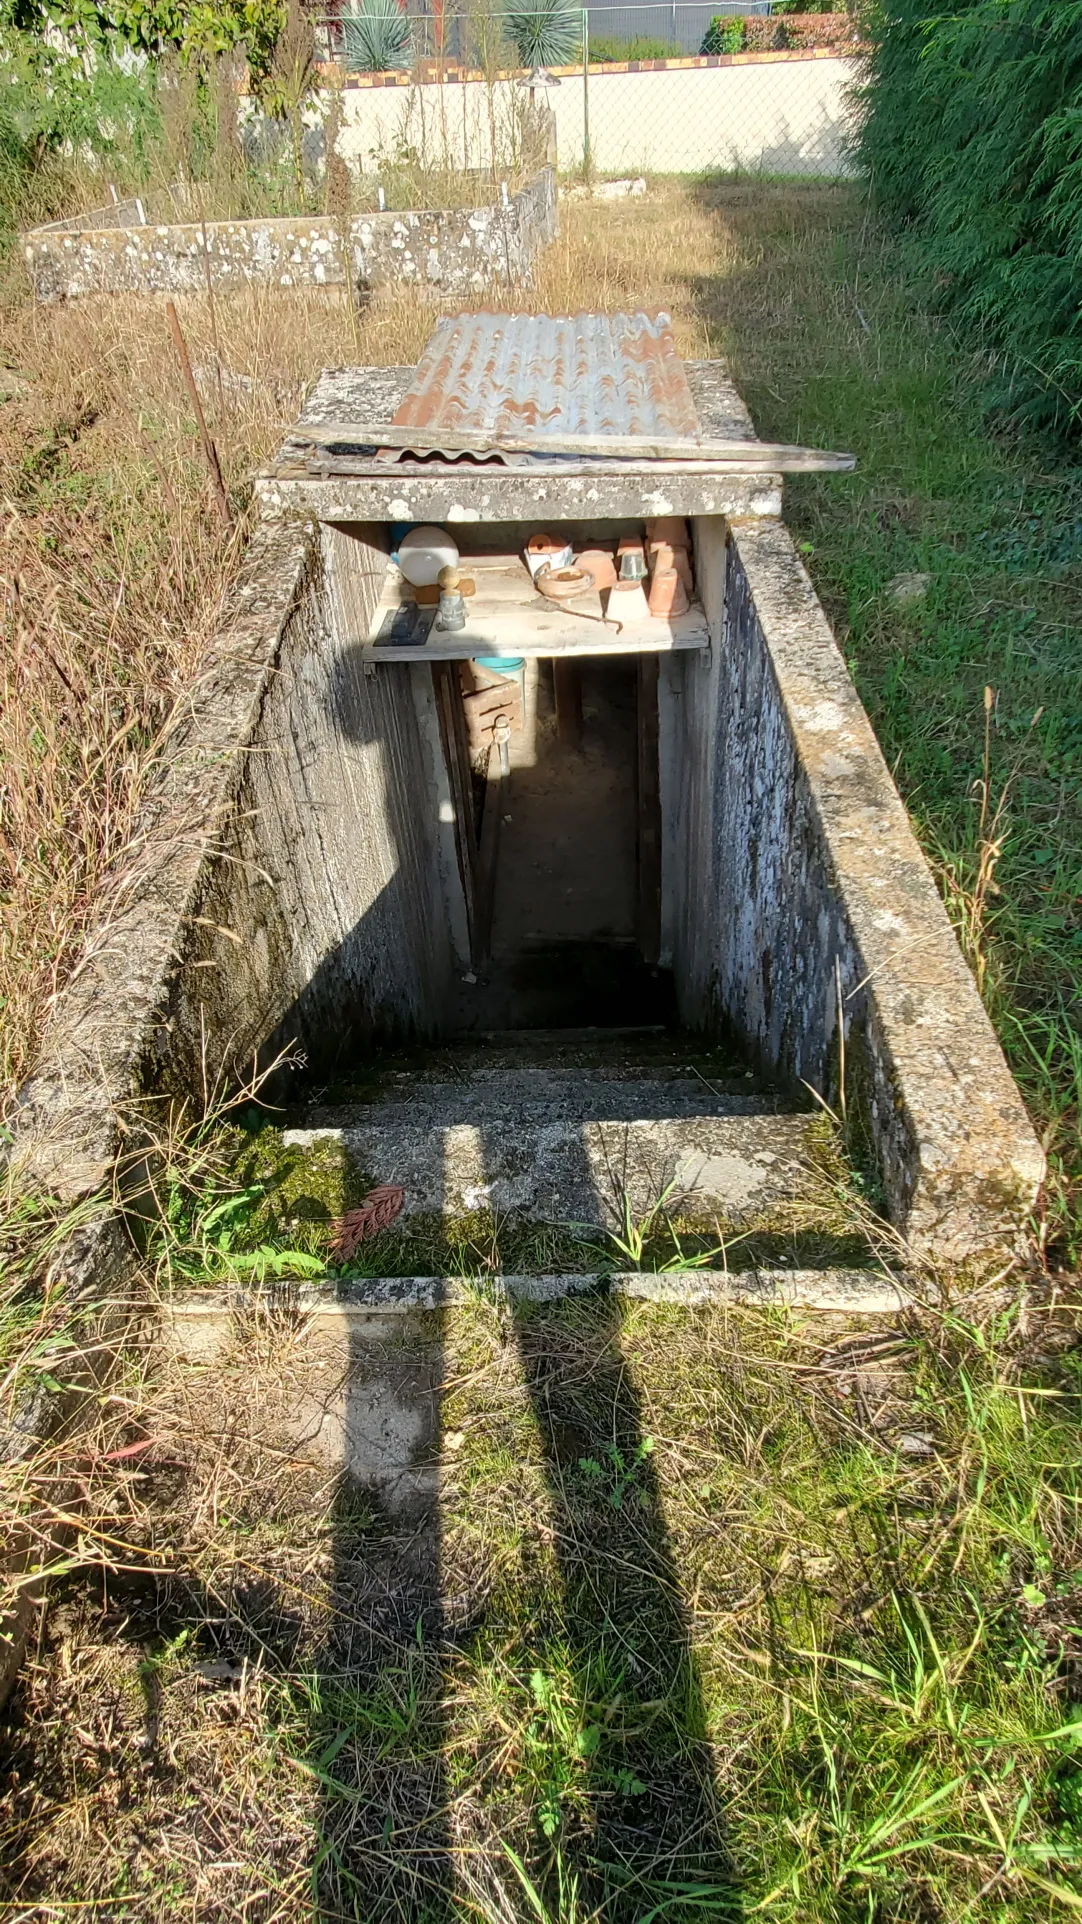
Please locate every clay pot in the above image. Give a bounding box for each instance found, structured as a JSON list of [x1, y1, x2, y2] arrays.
[[651, 541, 694, 593], [575, 546, 618, 590], [648, 566, 689, 618], [537, 566, 595, 601], [646, 515, 690, 550], [526, 532, 572, 579], [606, 579, 650, 624]]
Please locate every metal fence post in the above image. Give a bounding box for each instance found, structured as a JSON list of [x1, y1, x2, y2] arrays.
[[582, 9, 591, 184]]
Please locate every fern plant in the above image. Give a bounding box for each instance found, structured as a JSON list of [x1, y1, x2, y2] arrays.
[[342, 0, 413, 74], [504, 0, 581, 71]]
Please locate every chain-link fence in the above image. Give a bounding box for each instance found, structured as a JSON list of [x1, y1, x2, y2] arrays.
[[313, 6, 860, 182], [317, 2, 774, 63]]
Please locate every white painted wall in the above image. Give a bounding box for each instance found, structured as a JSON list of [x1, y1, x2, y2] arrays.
[[322, 56, 860, 180]]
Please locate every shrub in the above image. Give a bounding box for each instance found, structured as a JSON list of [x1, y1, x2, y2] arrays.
[[700, 16, 746, 56], [342, 0, 412, 72], [0, 14, 158, 236], [859, 0, 1082, 431], [504, 0, 581, 69], [588, 34, 682, 63]]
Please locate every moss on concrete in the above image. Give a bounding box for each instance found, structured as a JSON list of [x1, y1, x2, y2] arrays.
[[221, 1123, 373, 1251]]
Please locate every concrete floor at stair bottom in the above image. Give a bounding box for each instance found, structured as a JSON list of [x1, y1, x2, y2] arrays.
[[280, 1112, 820, 1229]]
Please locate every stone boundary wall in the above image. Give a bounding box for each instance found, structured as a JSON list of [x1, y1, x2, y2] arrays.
[[23, 166, 556, 303], [707, 519, 1044, 1261]]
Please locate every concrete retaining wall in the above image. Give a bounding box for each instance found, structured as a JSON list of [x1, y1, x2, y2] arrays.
[[23, 166, 556, 303], [663, 517, 1043, 1261], [8, 517, 457, 1201]]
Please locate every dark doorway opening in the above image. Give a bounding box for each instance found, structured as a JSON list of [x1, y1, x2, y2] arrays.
[[445, 655, 674, 1032]]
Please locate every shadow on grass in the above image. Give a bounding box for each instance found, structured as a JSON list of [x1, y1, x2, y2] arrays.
[[504, 1292, 742, 1919]]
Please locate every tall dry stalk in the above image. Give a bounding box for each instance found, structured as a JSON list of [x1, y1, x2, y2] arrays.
[[214, 47, 246, 205], [950, 685, 1044, 998], [264, 0, 317, 202], [323, 68, 360, 352]]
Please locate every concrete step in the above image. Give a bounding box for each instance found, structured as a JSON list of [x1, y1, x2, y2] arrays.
[[305, 1028, 783, 1095], [281, 1109, 822, 1229], [166, 1269, 913, 1347], [296, 1072, 791, 1128]]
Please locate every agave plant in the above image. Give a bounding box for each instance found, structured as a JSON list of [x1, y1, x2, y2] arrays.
[[504, 0, 581, 71], [342, 0, 413, 74]]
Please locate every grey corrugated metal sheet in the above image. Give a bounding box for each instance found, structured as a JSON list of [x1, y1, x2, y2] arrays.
[[387, 311, 700, 461]]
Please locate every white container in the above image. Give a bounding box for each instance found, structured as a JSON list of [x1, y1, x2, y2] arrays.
[[398, 525, 459, 588]]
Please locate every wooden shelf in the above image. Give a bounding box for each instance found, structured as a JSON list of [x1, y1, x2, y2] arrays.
[[361, 553, 710, 661]]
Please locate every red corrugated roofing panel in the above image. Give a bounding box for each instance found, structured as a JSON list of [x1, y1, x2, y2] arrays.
[[387, 310, 700, 460]]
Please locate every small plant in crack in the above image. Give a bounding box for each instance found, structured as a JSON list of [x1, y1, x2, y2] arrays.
[[588, 1182, 746, 1274], [156, 1176, 326, 1286]]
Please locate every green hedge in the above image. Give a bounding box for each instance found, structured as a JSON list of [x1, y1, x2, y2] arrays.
[[858, 1, 1082, 430]]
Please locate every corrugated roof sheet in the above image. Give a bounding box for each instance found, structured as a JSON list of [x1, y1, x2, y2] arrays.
[[385, 310, 700, 463]]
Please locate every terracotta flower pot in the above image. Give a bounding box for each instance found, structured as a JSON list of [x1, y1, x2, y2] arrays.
[[606, 580, 651, 623], [575, 546, 618, 590], [649, 540, 694, 596], [648, 566, 689, 618], [526, 532, 573, 579], [646, 515, 690, 550]]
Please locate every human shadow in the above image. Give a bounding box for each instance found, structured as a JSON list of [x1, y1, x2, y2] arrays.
[[308, 1302, 455, 1923], [303, 1092, 743, 1920], [467, 1109, 742, 1919], [506, 1289, 743, 1919]]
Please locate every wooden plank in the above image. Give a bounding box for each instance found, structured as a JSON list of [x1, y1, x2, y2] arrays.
[[637, 657, 662, 968], [473, 743, 503, 970], [287, 420, 856, 472], [364, 627, 707, 661], [431, 662, 478, 957], [366, 558, 711, 657], [553, 661, 582, 747], [273, 452, 788, 480]]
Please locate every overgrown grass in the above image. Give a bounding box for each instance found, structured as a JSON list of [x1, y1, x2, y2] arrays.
[[5, 1290, 1082, 1917]]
